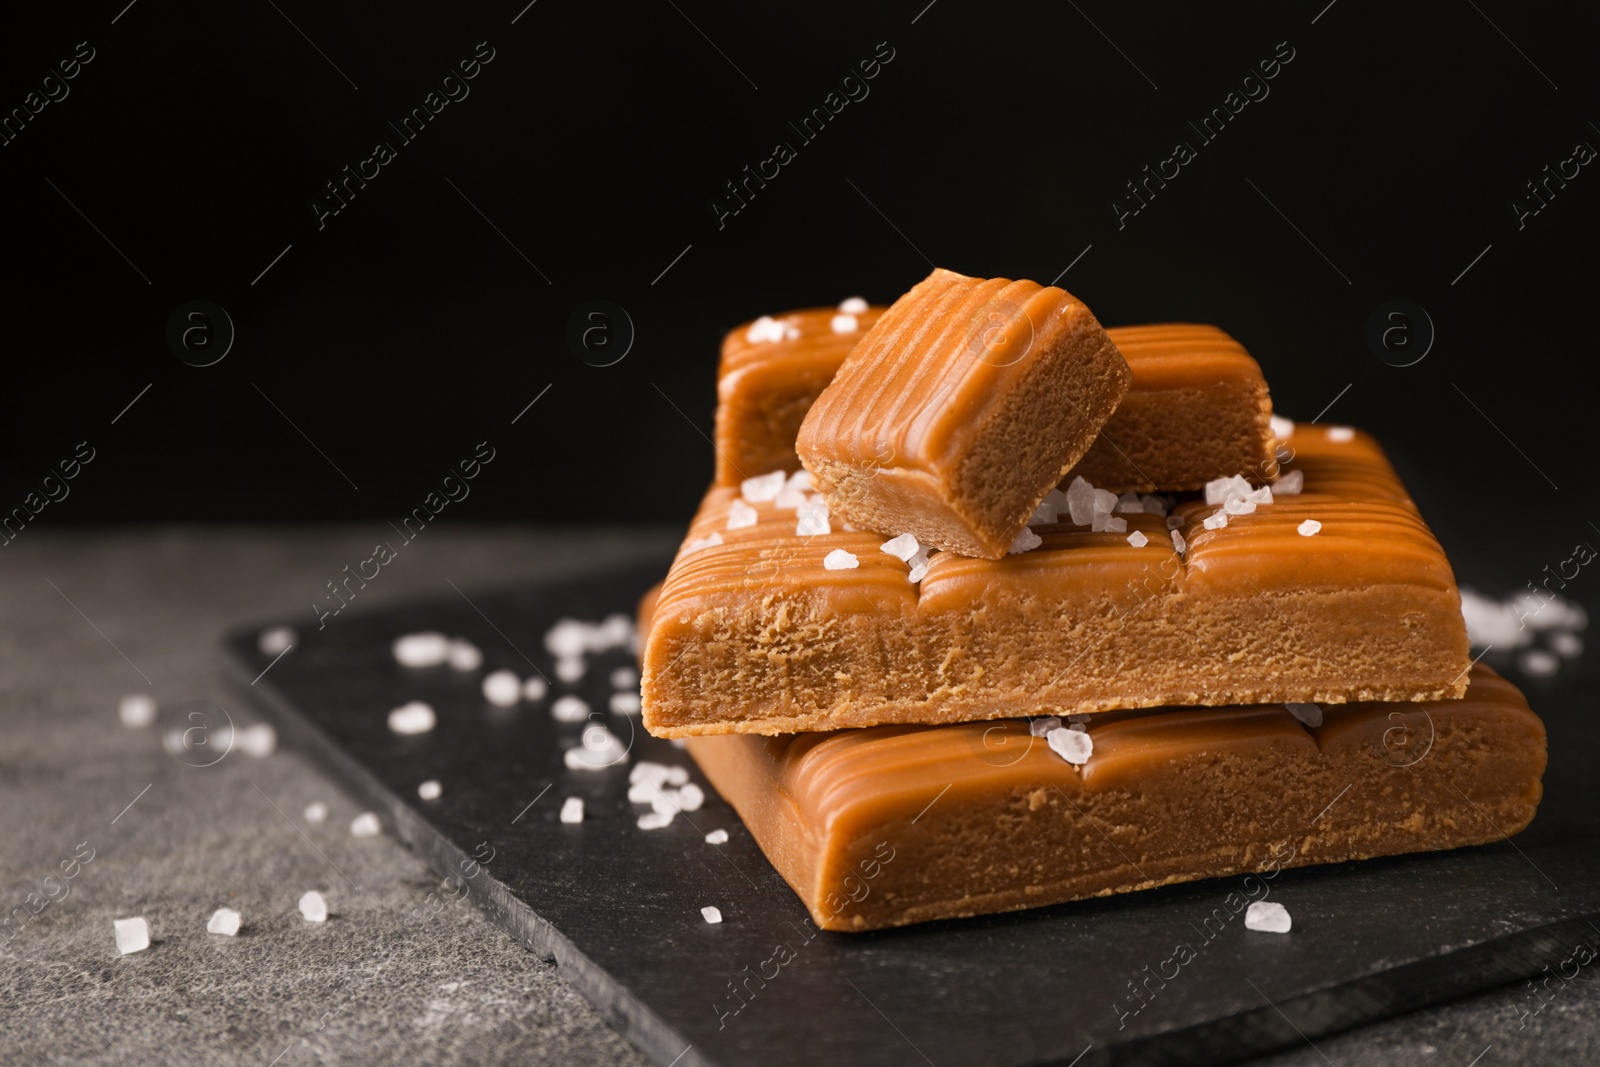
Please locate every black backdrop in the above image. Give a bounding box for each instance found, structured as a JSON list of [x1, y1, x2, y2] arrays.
[[3, 0, 1596, 591]]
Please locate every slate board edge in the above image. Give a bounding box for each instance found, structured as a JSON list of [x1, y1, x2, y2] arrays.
[[223, 650, 710, 1067], [219, 569, 1580, 1067]]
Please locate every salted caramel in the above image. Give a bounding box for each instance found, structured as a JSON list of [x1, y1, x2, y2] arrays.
[[796, 268, 1132, 558], [686, 666, 1544, 931], [642, 424, 1470, 736]]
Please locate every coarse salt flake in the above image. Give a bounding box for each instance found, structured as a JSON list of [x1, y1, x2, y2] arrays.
[[637, 810, 674, 830], [705, 829, 729, 844], [417, 779, 442, 800], [1326, 426, 1355, 442], [880, 533, 919, 561], [114, 917, 150, 954], [701, 905, 723, 924], [1245, 900, 1292, 933], [1029, 716, 1061, 737], [388, 701, 436, 735], [1046, 727, 1093, 765], [1008, 527, 1042, 554], [1171, 529, 1187, 554], [207, 907, 241, 936], [560, 797, 584, 824], [1203, 511, 1229, 531], [551, 695, 589, 723], [1270, 415, 1295, 440], [741, 471, 786, 503], [1127, 531, 1149, 548], [745, 316, 790, 344], [298, 891, 328, 922], [350, 812, 380, 837], [824, 549, 859, 570], [610, 691, 642, 715], [1519, 649, 1559, 677], [1298, 519, 1322, 537], [838, 296, 869, 314], [393, 632, 450, 667], [119, 693, 157, 728], [796, 499, 831, 537], [831, 313, 859, 334], [523, 676, 549, 702], [630, 761, 671, 786], [610, 665, 639, 690], [555, 656, 586, 683], [447, 639, 483, 671], [1274, 470, 1304, 495], [303, 801, 328, 824], [236, 722, 277, 758], [727, 500, 759, 529], [258, 625, 295, 657]]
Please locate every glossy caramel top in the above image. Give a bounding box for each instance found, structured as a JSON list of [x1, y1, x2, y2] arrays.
[[654, 421, 1457, 623], [740, 667, 1535, 834], [1105, 322, 1266, 392], [795, 268, 1110, 478], [718, 305, 888, 382]]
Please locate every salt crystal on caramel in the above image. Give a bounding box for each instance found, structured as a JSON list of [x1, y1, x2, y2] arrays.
[[796, 268, 1132, 559]]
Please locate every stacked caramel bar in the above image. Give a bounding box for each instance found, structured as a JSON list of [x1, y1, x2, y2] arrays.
[[641, 268, 1546, 932]]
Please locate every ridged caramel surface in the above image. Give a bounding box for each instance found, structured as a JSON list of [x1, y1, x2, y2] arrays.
[[686, 666, 1545, 930], [1106, 322, 1265, 390], [645, 420, 1471, 734], [718, 305, 887, 378]]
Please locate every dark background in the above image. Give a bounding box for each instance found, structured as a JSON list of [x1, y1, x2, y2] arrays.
[[3, 0, 1595, 594]]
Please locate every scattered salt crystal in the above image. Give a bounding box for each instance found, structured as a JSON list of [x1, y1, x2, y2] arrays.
[[610, 692, 642, 715], [1203, 512, 1228, 531], [1205, 476, 1250, 506], [1550, 631, 1583, 658], [637, 811, 674, 830], [298, 891, 328, 922], [1029, 716, 1061, 737], [1066, 477, 1096, 525], [775, 470, 813, 508], [907, 547, 933, 584], [1284, 703, 1322, 728], [555, 656, 586, 683], [1512, 592, 1588, 632], [236, 723, 277, 758], [831, 313, 859, 334], [207, 907, 241, 936], [1326, 426, 1355, 442], [303, 801, 328, 824], [114, 917, 150, 954], [796, 499, 831, 536], [677, 783, 705, 811], [417, 779, 442, 800], [1223, 496, 1256, 516], [1092, 488, 1118, 518], [1103, 517, 1128, 534], [1114, 492, 1143, 514], [350, 812, 380, 837], [881, 533, 920, 561], [543, 619, 590, 659], [705, 829, 729, 844], [447, 639, 483, 672], [560, 797, 584, 824], [1166, 515, 1184, 530], [1068, 722, 1087, 733], [1008, 528, 1042, 554], [650, 790, 679, 815], [1270, 415, 1295, 441], [630, 761, 671, 786], [609, 666, 638, 690], [838, 296, 869, 314], [1140, 494, 1169, 517], [393, 632, 450, 667], [745, 316, 790, 344], [1245, 901, 1292, 933], [564, 726, 625, 771], [482, 670, 521, 706], [1030, 498, 1059, 524], [741, 471, 787, 502], [551, 695, 589, 723], [1127, 531, 1149, 548], [666, 766, 690, 787], [523, 676, 549, 702], [701, 906, 723, 924], [1170, 529, 1187, 554], [595, 614, 634, 650], [1298, 519, 1322, 537], [258, 625, 295, 657], [627, 781, 657, 803], [119, 693, 157, 728], [684, 532, 723, 554], [727, 500, 759, 530], [1519, 649, 1559, 677], [1247, 486, 1274, 506], [1460, 590, 1527, 648], [387, 701, 436, 735], [824, 549, 859, 570], [1046, 727, 1093, 765], [1274, 470, 1304, 495]]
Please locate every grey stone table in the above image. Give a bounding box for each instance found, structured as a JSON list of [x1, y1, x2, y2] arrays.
[[3, 527, 1595, 1067]]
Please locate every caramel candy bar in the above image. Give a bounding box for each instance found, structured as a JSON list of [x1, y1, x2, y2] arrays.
[[796, 268, 1133, 558], [717, 308, 1274, 495], [642, 424, 1470, 736], [687, 666, 1545, 931], [715, 302, 887, 485]]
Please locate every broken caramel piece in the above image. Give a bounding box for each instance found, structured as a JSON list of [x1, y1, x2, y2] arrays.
[[796, 268, 1132, 559], [686, 666, 1544, 931], [642, 425, 1470, 736]]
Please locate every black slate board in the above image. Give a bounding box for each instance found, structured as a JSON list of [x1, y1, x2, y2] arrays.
[[226, 558, 1600, 1067]]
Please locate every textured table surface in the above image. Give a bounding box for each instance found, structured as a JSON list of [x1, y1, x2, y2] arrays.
[[3, 526, 1596, 1067]]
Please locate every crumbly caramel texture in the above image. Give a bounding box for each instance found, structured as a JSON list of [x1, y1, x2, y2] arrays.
[[717, 312, 1274, 494], [642, 425, 1470, 737], [714, 305, 887, 485], [686, 666, 1544, 931], [796, 268, 1133, 558]]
